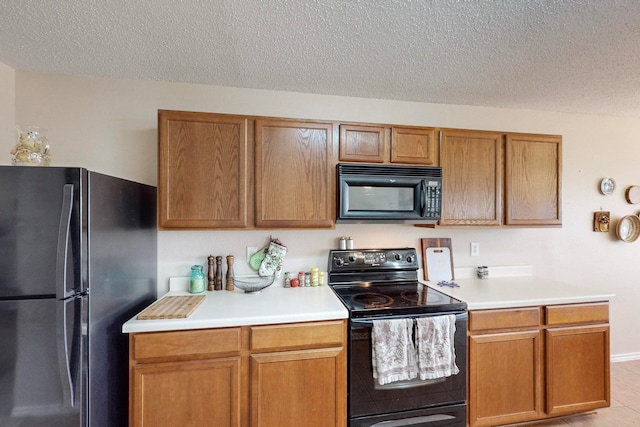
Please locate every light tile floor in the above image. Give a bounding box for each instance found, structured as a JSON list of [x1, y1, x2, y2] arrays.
[[512, 359, 640, 426]]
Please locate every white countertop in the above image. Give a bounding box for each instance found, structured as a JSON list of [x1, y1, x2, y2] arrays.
[[421, 275, 615, 310], [122, 285, 348, 334]]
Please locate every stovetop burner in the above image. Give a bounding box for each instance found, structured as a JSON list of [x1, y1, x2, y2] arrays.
[[351, 292, 394, 308], [327, 248, 467, 317]]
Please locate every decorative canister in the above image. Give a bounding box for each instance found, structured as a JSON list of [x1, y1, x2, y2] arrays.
[[476, 266, 489, 279], [189, 265, 206, 293], [10, 125, 51, 166]]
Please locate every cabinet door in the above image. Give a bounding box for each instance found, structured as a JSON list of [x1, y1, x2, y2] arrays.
[[505, 134, 562, 225], [158, 110, 249, 228], [439, 130, 503, 225], [250, 347, 346, 427], [131, 358, 241, 427], [390, 126, 438, 165], [468, 331, 542, 427], [545, 325, 610, 416], [339, 124, 387, 163], [254, 119, 334, 228]]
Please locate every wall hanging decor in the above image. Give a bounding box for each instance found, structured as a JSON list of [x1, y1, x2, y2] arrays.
[[599, 177, 615, 195], [593, 211, 610, 232]]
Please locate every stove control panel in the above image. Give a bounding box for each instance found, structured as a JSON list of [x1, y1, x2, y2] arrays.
[[329, 248, 419, 272]]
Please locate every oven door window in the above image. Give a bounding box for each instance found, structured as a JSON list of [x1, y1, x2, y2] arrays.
[[349, 315, 467, 419]]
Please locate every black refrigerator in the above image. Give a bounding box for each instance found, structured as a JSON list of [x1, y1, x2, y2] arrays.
[[0, 166, 157, 427]]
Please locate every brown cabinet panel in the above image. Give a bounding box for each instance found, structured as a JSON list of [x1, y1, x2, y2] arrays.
[[505, 134, 562, 225], [131, 327, 241, 361], [158, 110, 249, 228], [250, 347, 346, 427], [390, 126, 438, 165], [469, 307, 540, 332], [545, 325, 610, 416], [339, 124, 387, 163], [131, 358, 241, 427], [439, 130, 503, 225], [250, 320, 345, 351], [545, 302, 609, 326], [255, 119, 334, 228], [469, 330, 542, 426]]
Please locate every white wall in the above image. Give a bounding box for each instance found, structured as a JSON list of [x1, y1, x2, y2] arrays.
[[0, 62, 15, 151], [9, 70, 640, 359]]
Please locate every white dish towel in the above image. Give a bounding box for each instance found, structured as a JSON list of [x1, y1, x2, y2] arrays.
[[371, 318, 418, 385], [415, 314, 459, 380]]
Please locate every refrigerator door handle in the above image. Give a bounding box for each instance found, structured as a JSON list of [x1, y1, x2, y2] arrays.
[[56, 184, 75, 300], [57, 298, 76, 407]]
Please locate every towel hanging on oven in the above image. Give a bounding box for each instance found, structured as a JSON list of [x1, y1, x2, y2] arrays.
[[415, 315, 459, 380], [371, 315, 458, 386], [371, 318, 418, 385]]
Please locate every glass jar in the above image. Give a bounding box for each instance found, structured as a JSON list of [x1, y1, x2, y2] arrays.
[[11, 125, 51, 166], [189, 265, 206, 294], [284, 272, 291, 288], [310, 267, 319, 286]]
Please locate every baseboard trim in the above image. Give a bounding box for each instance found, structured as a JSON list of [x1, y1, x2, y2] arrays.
[[611, 353, 640, 363]]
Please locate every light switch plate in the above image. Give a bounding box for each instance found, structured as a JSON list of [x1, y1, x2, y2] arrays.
[[470, 242, 480, 256]]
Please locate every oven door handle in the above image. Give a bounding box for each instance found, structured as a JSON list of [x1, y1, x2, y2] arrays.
[[350, 311, 467, 326], [371, 414, 456, 426]]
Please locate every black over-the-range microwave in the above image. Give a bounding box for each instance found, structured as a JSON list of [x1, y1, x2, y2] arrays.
[[337, 163, 442, 222]]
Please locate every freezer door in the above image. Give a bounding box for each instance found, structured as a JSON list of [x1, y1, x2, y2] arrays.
[[0, 298, 83, 426], [0, 166, 84, 298]]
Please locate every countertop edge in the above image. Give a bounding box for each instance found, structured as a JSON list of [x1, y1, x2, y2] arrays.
[[421, 276, 615, 311], [122, 286, 348, 334]]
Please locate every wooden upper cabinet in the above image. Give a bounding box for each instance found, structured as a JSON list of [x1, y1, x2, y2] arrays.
[[440, 130, 562, 227], [339, 123, 437, 165], [390, 126, 438, 165], [254, 119, 335, 228], [158, 110, 249, 229], [505, 134, 562, 226], [339, 124, 387, 163], [439, 129, 503, 226]]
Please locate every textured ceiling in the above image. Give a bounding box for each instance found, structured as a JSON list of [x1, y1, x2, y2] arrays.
[[2, 0, 640, 118]]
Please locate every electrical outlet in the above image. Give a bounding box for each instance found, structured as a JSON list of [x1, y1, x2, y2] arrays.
[[470, 242, 480, 256], [246, 246, 258, 262]]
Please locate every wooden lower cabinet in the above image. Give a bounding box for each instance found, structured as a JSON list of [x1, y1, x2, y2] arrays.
[[251, 348, 344, 427], [132, 358, 241, 427], [129, 320, 347, 427], [468, 303, 609, 427], [469, 330, 542, 426]]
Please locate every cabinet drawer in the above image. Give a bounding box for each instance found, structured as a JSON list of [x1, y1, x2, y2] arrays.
[[470, 307, 541, 332], [546, 302, 609, 326], [131, 328, 241, 361], [250, 320, 345, 352]]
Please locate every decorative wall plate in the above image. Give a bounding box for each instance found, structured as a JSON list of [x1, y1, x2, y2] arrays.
[[625, 185, 640, 204], [616, 215, 640, 242], [600, 178, 616, 195]]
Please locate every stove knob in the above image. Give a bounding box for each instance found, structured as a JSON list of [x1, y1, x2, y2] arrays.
[[348, 255, 356, 263], [335, 257, 344, 267], [406, 254, 415, 263], [394, 253, 402, 261]]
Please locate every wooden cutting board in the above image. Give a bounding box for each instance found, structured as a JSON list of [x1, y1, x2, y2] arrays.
[[137, 295, 205, 320], [420, 237, 454, 281]]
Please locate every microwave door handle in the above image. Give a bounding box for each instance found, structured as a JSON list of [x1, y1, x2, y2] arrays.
[[420, 179, 427, 216]]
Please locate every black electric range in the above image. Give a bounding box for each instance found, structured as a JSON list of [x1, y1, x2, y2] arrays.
[[327, 247, 468, 427], [328, 247, 466, 318]]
